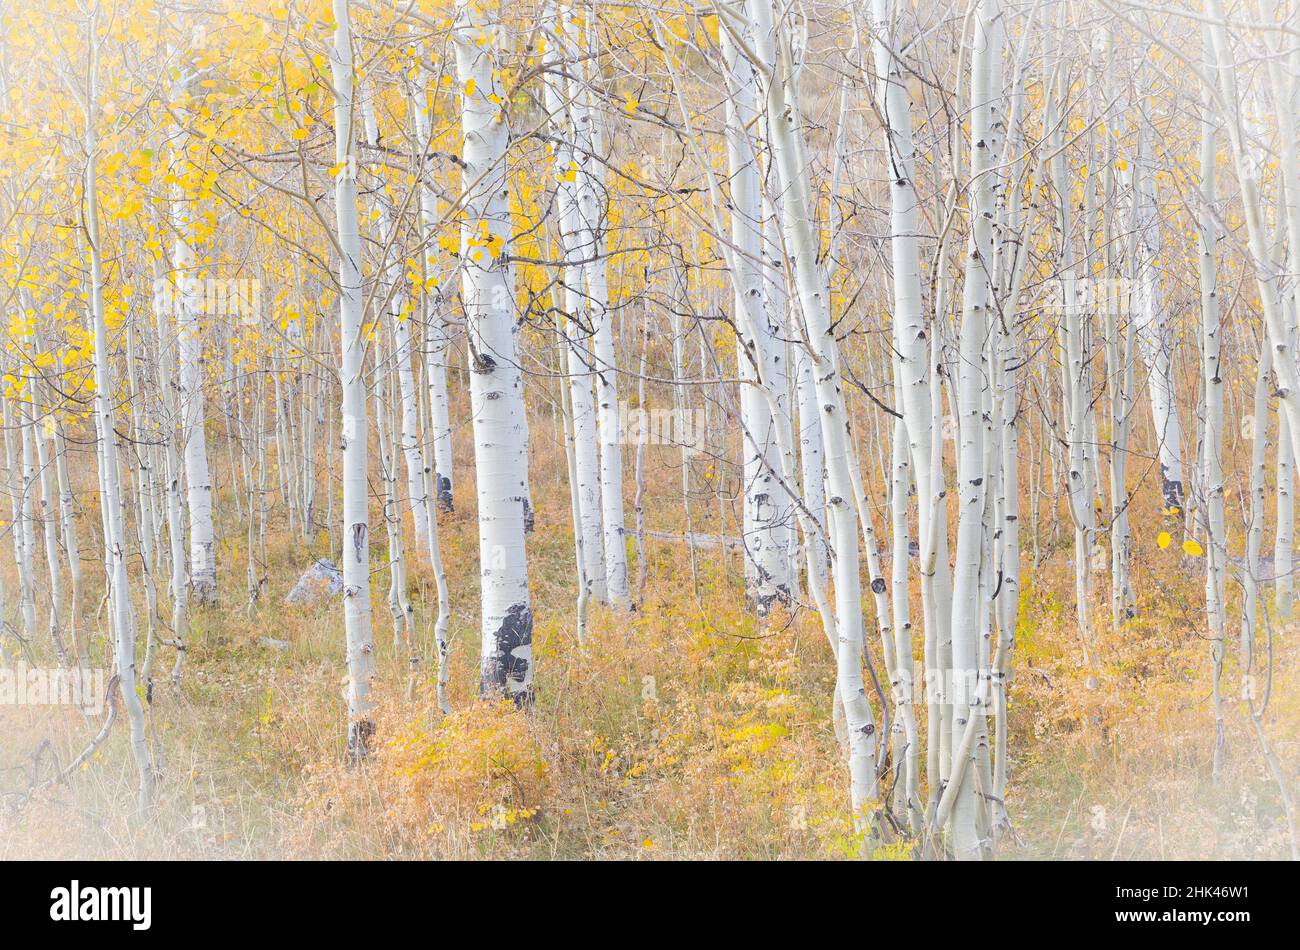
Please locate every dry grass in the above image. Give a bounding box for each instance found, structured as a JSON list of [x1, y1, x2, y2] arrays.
[[1, 425, 1297, 860]]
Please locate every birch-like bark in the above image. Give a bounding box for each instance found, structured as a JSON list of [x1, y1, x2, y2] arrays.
[[409, 36, 455, 514], [720, 20, 792, 614], [1132, 105, 1185, 516], [329, 0, 376, 758], [1262, 0, 1299, 620], [1276, 403, 1294, 620], [11, 397, 37, 641], [1197, 37, 1227, 776], [456, 0, 533, 702], [543, 5, 605, 605], [81, 8, 153, 806], [51, 353, 83, 665], [1046, 22, 1095, 651], [150, 244, 189, 674], [1100, 30, 1136, 630], [126, 332, 161, 696], [576, 39, 630, 607], [417, 338, 454, 714], [1243, 340, 1271, 681], [738, 0, 878, 830], [560, 356, 590, 644], [1206, 2, 1300, 463], [171, 117, 218, 607], [361, 84, 435, 564], [405, 37, 453, 711], [869, 0, 930, 828], [374, 335, 415, 665], [948, 0, 1000, 860]]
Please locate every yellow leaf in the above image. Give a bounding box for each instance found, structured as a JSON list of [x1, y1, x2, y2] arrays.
[[1156, 531, 1171, 549], [1182, 539, 1204, 557], [464, 78, 476, 97]]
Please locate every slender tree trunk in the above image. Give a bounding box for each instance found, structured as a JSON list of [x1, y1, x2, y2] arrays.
[[720, 20, 794, 615], [948, 0, 1000, 860], [329, 0, 376, 759], [172, 143, 218, 607], [740, 0, 878, 832], [82, 9, 153, 806], [410, 33, 456, 515], [1197, 42, 1227, 777], [456, 0, 533, 702]]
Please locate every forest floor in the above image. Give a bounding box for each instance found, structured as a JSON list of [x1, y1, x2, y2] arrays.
[[2, 446, 1298, 860]]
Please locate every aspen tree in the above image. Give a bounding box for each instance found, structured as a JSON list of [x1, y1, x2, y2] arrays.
[[720, 18, 792, 615], [869, 0, 931, 829], [544, 3, 606, 605], [5, 396, 37, 641], [1045, 16, 1096, 652], [77, 4, 153, 807], [575, 19, 630, 607], [360, 83, 436, 569], [1206, 1, 1300, 460], [948, 0, 1001, 860], [374, 331, 416, 663], [328, 0, 376, 757], [169, 75, 219, 608], [126, 331, 161, 693], [150, 236, 190, 667], [403, 37, 454, 709], [1260, 0, 1299, 619], [409, 33, 456, 515], [1098, 29, 1137, 631], [735, 0, 879, 830], [1132, 100, 1186, 518], [1197, 25, 1227, 777], [456, 0, 534, 702]]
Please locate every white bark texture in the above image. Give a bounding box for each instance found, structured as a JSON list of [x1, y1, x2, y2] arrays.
[[456, 0, 534, 702], [329, 0, 377, 758]]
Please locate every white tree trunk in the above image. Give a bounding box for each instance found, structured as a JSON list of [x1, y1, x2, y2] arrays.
[[721, 21, 792, 614], [151, 247, 189, 676], [329, 0, 376, 758], [410, 37, 456, 514], [51, 358, 84, 665], [1207, 1, 1300, 465], [948, 0, 1000, 860], [575, 52, 630, 607], [1197, 44, 1227, 775], [361, 85, 435, 563], [82, 12, 153, 806], [740, 0, 878, 831], [456, 0, 533, 702], [543, 6, 606, 605], [1131, 115, 1185, 515], [172, 153, 218, 607]]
